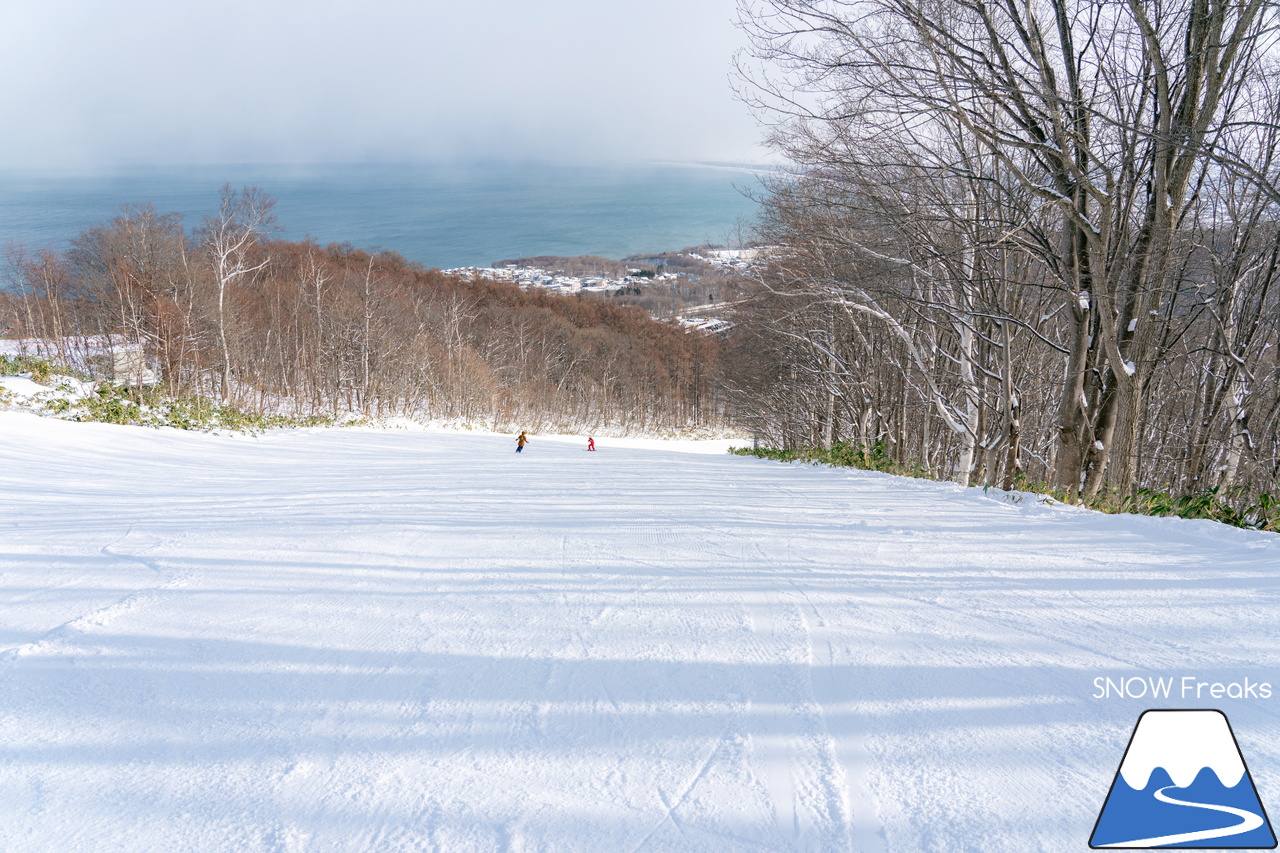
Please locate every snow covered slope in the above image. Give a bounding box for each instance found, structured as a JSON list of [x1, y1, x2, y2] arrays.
[[1, 412, 1277, 852]]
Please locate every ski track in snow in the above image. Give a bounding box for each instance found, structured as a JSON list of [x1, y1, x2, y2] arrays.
[[1, 412, 1279, 851]]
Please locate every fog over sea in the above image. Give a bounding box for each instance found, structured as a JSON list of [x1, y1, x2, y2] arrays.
[[0, 162, 764, 269]]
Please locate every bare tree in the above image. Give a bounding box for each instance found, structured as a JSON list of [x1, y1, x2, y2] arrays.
[[201, 185, 276, 404], [737, 0, 1280, 497]]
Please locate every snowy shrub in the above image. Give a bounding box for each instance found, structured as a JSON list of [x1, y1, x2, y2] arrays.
[[35, 382, 336, 433], [1117, 487, 1279, 533], [0, 355, 57, 383]]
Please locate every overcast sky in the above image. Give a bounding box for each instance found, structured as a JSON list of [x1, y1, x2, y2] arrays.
[[0, 0, 767, 170]]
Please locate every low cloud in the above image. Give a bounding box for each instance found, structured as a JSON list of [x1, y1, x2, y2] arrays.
[[0, 0, 766, 169]]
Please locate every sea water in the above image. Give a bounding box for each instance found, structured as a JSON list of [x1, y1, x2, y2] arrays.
[[0, 161, 764, 269]]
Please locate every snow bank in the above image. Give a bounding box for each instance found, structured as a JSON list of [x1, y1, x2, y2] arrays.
[[0, 374, 95, 403]]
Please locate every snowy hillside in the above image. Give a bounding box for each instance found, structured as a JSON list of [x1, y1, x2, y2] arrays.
[[2, 412, 1278, 852]]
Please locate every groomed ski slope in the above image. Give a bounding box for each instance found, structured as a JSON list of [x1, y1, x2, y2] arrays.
[[2, 411, 1278, 852]]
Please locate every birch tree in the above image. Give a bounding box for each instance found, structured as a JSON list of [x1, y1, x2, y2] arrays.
[[202, 185, 276, 404]]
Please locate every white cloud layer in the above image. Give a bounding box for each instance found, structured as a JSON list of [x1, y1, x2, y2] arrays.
[[0, 0, 766, 168]]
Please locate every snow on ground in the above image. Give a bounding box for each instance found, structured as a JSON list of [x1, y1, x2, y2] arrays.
[[1, 374, 95, 404], [2, 412, 1278, 852], [0, 375, 51, 400]]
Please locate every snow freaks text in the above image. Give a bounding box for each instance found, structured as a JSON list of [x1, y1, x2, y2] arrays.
[[1093, 676, 1273, 701]]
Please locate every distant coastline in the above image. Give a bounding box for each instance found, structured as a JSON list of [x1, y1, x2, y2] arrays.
[[650, 159, 783, 176], [445, 246, 765, 332]]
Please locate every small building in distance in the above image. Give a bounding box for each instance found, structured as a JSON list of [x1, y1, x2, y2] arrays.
[[110, 347, 161, 386]]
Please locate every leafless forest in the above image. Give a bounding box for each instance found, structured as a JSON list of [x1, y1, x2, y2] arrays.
[[727, 0, 1280, 500], [2, 188, 721, 434]]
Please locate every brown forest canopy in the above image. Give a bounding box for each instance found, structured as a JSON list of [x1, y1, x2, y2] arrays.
[[1, 189, 726, 434]]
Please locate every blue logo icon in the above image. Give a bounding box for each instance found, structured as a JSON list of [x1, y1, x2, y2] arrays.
[[1091, 709, 1276, 848]]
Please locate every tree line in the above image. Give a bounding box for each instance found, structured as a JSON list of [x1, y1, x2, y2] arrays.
[[727, 0, 1280, 501], [2, 186, 723, 434]]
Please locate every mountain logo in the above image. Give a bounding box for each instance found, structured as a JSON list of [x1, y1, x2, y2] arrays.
[[1090, 709, 1276, 849]]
